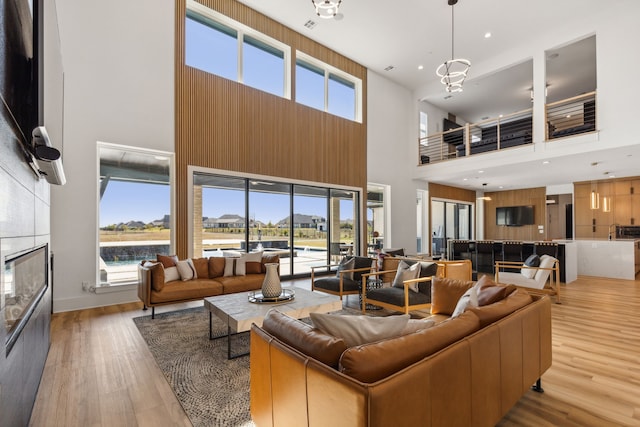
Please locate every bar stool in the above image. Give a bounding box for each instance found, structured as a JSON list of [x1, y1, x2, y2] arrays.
[[534, 242, 558, 259], [501, 241, 523, 273], [475, 240, 495, 275], [451, 240, 472, 261]]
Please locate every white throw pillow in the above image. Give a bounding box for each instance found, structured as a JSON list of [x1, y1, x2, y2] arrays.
[[310, 313, 410, 347], [164, 266, 180, 283], [401, 318, 436, 335], [223, 257, 235, 277], [176, 259, 197, 281], [451, 283, 479, 318], [521, 265, 537, 279], [392, 261, 421, 292], [235, 251, 263, 276]]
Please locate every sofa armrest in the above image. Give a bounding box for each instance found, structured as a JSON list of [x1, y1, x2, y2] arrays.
[[137, 264, 152, 307]]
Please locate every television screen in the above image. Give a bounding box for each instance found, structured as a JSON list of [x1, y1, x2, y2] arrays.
[[496, 206, 534, 226]]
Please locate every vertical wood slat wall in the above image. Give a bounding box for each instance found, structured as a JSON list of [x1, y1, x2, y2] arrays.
[[175, 0, 368, 257], [484, 187, 547, 241]]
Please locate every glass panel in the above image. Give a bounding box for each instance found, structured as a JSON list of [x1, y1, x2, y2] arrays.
[[194, 174, 246, 256], [328, 73, 355, 120], [293, 185, 328, 275], [243, 35, 284, 97], [431, 200, 445, 257], [367, 185, 385, 255], [99, 147, 171, 284], [185, 12, 238, 80], [296, 59, 325, 111], [329, 189, 358, 263], [416, 191, 424, 253], [457, 204, 471, 240], [248, 180, 291, 272]]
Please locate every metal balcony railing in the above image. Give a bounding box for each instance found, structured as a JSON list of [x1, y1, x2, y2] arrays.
[[546, 91, 596, 140]]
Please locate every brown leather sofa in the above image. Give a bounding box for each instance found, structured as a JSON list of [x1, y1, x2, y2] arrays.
[[250, 287, 551, 427], [137, 254, 279, 318]]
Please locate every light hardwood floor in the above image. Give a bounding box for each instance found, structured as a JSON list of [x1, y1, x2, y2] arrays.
[[29, 276, 640, 426]]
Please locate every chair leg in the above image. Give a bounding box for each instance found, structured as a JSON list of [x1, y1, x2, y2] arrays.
[[531, 378, 544, 393], [151, 306, 155, 319]]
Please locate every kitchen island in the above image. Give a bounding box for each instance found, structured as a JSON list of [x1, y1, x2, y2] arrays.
[[572, 239, 640, 280]]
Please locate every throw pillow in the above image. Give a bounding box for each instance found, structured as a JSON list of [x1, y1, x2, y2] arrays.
[[223, 257, 235, 277], [261, 254, 280, 273], [521, 254, 541, 279], [310, 313, 410, 347], [451, 283, 480, 318], [176, 259, 197, 281], [476, 276, 517, 306], [164, 266, 180, 283], [336, 257, 356, 280], [392, 260, 421, 291], [156, 254, 178, 269], [208, 257, 225, 278], [400, 318, 436, 335]]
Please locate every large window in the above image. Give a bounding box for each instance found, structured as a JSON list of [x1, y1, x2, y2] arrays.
[[191, 170, 360, 277], [431, 200, 473, 257], [98, 145, 173, 285], [296, 53, 362, 122], [185, 0, 290, 98]]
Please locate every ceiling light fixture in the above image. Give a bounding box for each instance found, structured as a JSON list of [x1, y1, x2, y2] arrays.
[[311, 0, 341, 19], [436, 0, 471, 92]]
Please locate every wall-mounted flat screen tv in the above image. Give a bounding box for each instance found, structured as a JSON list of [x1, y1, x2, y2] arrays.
[[496, 205, 534, 226]]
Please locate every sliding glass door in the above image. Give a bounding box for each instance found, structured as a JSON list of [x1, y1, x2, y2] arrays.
[[431, 199, 473, 257]]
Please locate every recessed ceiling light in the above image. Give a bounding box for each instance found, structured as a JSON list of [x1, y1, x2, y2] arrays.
[[478, 170, 484, 174], [484, 32, 492, 38], [566, 114, 572, 118], [499, 114, 503, 118], [463, 178, 468, 181], [418, 65, 424, 70], [499, 186, 504, 189], [543, 160, 550, 164], [610, 175, 616, 178]]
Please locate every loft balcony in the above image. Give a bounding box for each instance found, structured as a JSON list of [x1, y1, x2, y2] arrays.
[[418, 91, 597, 165]]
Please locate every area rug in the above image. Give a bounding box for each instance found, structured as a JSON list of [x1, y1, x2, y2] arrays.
[[133, 306, 374, 427], [133, 307, 254, 427]]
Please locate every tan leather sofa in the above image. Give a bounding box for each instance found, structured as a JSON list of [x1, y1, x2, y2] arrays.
[[250, 287, 551, 427], [137, 254, 279, 318]]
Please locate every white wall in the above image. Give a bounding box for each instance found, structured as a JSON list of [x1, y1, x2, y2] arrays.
[[367, 70, 421, 254], [51, 0, 174, 312]]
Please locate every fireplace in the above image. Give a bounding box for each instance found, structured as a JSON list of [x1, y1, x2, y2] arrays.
[[3, 244, 49, 354]]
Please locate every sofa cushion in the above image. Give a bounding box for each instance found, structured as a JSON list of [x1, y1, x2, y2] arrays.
[[430, 277, 475, 315], [476, 276, 517, 306], [156, 254, 178, 268], [191, 257, 209, 278], [468, 289, 533, 328], [392, 261, 420, 291], [218, 275, 264, 294], [262, 309, 347, 369], [143, 261, 165, 292], [176, 259, 197, 281], [150, 278, 223, 304], [339, 310, 480, 383], [310, 313, 410, 347], [366, 286, 431, 307], [209, 257, 225, 278]]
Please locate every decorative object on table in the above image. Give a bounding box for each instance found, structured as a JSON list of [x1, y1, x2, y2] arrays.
[[248, 289, 295, 304], [261, 263, 282, 298], [436, 0, 471, 92]]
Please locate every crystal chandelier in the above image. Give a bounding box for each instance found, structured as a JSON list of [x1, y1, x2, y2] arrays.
[[436, 0, 471, 92], [311, 0, 342, 19]]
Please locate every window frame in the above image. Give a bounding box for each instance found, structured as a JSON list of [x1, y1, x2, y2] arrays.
[[295, 51, 363, 123], [186, 0, 291, 99]]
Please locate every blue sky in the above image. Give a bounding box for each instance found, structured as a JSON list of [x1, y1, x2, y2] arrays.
[[100, 182, 350, 227]]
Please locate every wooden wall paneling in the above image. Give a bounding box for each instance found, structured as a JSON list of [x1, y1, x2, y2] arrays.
[[428, 183, 476, 203], [484, 187, 546, 241], [175, 0, 367, 257]]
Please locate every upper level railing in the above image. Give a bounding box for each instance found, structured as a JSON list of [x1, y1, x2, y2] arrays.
[[546, 91, 596, 140], [418, 91, 597, 166], [418, 108, 533, 164]]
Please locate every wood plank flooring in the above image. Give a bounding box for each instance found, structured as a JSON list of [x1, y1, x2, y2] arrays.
[[29, 276, 640, 426]]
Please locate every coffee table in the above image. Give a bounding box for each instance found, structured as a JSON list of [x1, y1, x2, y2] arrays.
[[204, 287, 342, 359]]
